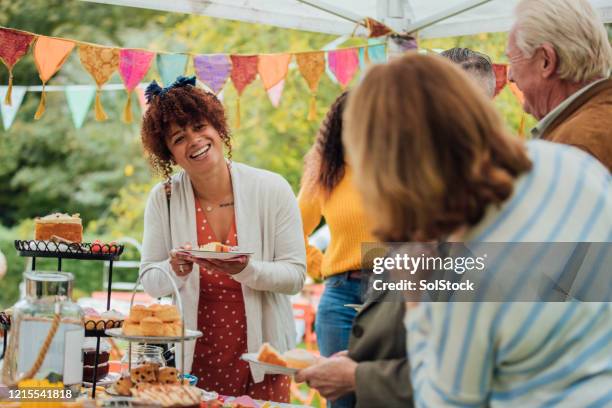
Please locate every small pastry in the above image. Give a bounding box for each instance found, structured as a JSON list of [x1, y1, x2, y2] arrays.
[[130, 304, 153, 322], [154, 305, 180, 322], [130, 363, 158, 384], [122, 319, 141, 336], [157, 367, 179, 384], [140, 316, 163, 336], [113, 376, 133, 396]]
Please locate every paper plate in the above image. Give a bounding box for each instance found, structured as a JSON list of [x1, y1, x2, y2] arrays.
[[240, 353, 297, 376], [181, 249, 253, 260], [83, 372, 121, 388]]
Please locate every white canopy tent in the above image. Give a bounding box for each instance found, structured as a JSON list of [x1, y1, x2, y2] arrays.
[[80, 0, 612, 38]]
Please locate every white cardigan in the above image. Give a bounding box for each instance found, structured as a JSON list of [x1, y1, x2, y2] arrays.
[[139, 162, 306, 382]]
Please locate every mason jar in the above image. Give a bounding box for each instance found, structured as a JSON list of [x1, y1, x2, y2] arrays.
[[1, 271, 84, 392], [120, 344, 166, 375]]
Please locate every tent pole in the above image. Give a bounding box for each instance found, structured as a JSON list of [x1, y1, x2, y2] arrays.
[[296, 0, 364, 25], [405, 0, 492, 34]]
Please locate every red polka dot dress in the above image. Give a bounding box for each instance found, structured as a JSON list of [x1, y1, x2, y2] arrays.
[[191, 199, 291, 402]]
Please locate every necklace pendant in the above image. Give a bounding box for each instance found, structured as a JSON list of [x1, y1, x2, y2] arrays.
[[206, 206, 213, 212]]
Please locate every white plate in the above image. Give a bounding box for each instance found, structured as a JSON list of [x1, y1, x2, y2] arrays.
[[240, 353, 298, 376], [83, 372, 121, 388], [181, 249, 253, 260], [105, 328, 203, 343]]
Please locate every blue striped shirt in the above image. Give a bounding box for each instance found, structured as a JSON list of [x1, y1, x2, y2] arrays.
[[406, 140, 612, 407]]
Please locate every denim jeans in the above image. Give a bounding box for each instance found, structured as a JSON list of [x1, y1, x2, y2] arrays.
[[315, 274, 363, 408]]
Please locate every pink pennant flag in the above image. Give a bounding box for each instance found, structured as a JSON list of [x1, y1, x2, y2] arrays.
[[258, 54, 291, 106], [327, 48, 359, 89], [119, 49, 154, 123]]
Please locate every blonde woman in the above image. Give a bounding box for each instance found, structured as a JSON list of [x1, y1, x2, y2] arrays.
[[344, 54, 612, 406]]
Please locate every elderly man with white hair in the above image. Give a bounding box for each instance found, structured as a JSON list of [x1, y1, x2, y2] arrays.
[[507, 0, 612, 171]]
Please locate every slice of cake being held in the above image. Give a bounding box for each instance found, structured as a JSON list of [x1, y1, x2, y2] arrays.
[[198, 241, 235, 252], [256, 342, 287, 367]]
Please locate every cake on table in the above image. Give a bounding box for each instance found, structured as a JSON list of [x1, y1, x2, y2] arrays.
[[34, 213, 83, 242]]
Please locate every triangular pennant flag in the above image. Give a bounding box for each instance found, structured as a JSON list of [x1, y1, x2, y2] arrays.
[[258, 54, 291, 107], [0, 85, 26, 130], [193, 54, 232, 95], [135, 87, 148, 115], [230, 55, 258, 129], [327, 48, 360, 89], [157, 54, 188, 87], [33, 36, 75, 119], [367, 44, 387, 64], [65, 86, 96, 129], [119, 49, 154, 123], [493, 64, 508, 97], [79, 44, 120, 121], [0, 28, 35, 106], [296, 52, 325, 120], [364, 17, 394, 38]]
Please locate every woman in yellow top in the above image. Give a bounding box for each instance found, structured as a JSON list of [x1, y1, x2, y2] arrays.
[[298, 91, 375, 408]]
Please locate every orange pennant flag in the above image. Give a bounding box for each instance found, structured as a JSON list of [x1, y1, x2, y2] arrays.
[[258, 54, 291, 107], [296, 52, 325, 121], [79, 44, 120, 121], [33, 36, 75, 119]]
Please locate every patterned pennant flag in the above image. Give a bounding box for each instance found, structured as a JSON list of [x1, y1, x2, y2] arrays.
[[258, 54, 291, 107], [0, 28, 35, 106], [79, 44, 120, 121], [119, 49, 154, 123], [65, 86, 96, 129], [193, 54, 232, 95], [296, 52, 325, 120], [33, 36, 75, 119], [493, 64, 508, 97], [0, 85, 26, 130], [327, 48, 360, 89], [157, 54, 189, 87], [230, 55, 258, 129]]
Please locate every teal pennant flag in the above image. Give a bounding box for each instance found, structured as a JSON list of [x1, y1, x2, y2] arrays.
[[157, 54, 189, 86], [0, 85, 26, 130], [65, 86, 96, 129]]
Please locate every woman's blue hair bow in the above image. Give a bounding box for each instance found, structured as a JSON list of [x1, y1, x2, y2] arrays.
[[145, 75, 197, 103]]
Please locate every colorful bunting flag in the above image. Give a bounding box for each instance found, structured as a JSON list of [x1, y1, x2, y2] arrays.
[[364, 17, 394, 38], [119, 49, 154, 123], [327, 48, 360, 89], [0, 85, 26, 130], [65, 86, 96, 129], [0, 28, 34, 106], [193, 54, 232, 95], [135, 87, 148, 115], [79, 44, 120, 121], [493, 64, 508, 97], [296, 52, 325, 120], [258, 54, 291, 107], [33, 36, 75, 119], [157, 54, 188, 87], [230, 55, 258, 129]]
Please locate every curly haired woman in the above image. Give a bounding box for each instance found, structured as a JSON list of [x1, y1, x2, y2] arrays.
[[139, 76, 305, 402], [297, 92, 377, 408]]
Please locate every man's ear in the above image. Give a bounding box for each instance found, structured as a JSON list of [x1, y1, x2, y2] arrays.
[[539, 43, 558, 79]]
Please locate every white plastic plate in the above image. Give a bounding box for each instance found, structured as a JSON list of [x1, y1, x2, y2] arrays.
[[240, 353, 298, 376], [105, 328, 203, 343], [181, 249, 253, 260]]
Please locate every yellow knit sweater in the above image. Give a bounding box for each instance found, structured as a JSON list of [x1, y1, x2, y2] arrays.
[[298, 167, 376, 280]]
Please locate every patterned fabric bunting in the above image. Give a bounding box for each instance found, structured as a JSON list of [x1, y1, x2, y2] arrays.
[[359, 44, 387, 74], [258, 54, 291, 107], [193, 54, 232, 94], [0, 85, 26, 130], [230, 55, 258, 129], [119, 49, 154, 123], [296, 52, 325, 120], [0, 28, 34, 105], [493, 64, 508, 97], [33, 36, 75, 119], [65, 86, 96, 129], [79, 44, 120, 121], [327, 48, 359, 89], [157, 54, 189, 86], [364, 17, 394, 38]]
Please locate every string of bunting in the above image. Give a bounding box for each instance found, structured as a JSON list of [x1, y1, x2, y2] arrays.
[[0, 25, 523, 131]]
